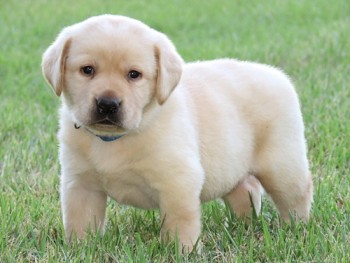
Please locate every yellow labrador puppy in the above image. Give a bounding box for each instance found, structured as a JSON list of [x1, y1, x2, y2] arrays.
[[42, 15, 313, 251]]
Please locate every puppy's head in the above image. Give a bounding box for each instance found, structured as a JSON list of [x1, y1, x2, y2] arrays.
[[42, 15, 183, 138]]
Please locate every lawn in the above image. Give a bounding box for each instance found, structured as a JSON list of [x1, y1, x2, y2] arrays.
[[1, 0, 349, 262]]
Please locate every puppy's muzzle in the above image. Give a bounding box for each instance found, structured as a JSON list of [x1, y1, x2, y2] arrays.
[[96, 96, 121, 116], [75, 95, 125, 142], [92, 96, 123, 126]]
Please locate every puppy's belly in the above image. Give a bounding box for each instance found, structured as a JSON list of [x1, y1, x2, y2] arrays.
[[200, 157, 251, 202], [198, 122, 254, 202], [103, 176, 159, 209]]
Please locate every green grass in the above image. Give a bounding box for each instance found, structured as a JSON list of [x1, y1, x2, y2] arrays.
[[1, 0, 349, 262]]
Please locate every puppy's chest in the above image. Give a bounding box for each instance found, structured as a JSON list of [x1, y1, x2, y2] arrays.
[[91, 150, 159, 209], [102, 170, 159, 209]]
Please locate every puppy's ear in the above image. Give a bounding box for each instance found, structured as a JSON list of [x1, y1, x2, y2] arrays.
[[154, 34, 183, 105], [42, 37, 72, 96]]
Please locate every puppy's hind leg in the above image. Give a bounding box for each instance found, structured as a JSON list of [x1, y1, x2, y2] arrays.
[[224, 175, 264, 220], [257, 141, 313, 222]]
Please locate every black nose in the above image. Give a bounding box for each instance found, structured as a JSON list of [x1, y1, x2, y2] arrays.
[[96, 96, 121, 115]]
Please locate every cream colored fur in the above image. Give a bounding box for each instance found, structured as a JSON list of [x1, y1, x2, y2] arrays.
[[42, 15, 313, 252]]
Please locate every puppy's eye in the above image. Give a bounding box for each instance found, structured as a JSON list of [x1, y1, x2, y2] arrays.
[[80, 66, 95, 76], [128, 70, 142, 80]]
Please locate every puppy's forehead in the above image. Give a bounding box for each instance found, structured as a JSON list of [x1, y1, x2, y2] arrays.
[[66, 15, 157, 61], [69, 15, 155, 44]]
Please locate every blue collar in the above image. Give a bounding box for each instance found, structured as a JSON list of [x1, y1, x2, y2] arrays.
[[97, 134, 124, 142]]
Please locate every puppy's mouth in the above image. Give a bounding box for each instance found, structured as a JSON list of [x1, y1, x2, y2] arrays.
[[78, 118, 127, 142], [93, 118, 120, 128]]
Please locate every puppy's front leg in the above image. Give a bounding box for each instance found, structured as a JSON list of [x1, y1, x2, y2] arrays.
[[61, 179, 107, 240], [160, 193, 201, 252]]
